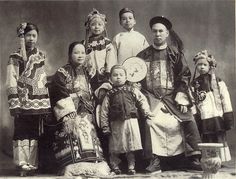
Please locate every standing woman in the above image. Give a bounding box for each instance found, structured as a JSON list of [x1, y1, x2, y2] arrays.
[[6, 22, 51, 175]]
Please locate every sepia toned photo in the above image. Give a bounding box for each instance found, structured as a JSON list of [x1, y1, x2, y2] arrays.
[[0, 0, 235, 178]]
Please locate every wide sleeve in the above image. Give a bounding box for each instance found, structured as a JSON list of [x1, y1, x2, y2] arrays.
[[219, 80, 234, 130], [112, 35, 118, 60], [105, 43, 117, 73], [52, 68, 76, 121], [143, 36, 149, 49], [100, 95, 110, 133], [84, 55, 96, 78], [173, 51, 191, 94], [6, 56, 20, 116], [133, 88, 152, 118]]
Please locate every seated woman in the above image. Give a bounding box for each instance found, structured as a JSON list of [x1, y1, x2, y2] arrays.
[[50, 42, 110, 176]]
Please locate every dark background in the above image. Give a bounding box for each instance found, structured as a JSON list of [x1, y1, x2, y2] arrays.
[[0, 0, 235, 163]]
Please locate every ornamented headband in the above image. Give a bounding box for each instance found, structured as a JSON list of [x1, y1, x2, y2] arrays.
[[85, 8, 107, 29], [193, 50, 217, 68], [17, 22, 27, 37]]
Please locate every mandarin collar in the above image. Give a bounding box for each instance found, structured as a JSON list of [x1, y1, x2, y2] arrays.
[[123, 28, 134, 33], [152, 43, 167, 50]]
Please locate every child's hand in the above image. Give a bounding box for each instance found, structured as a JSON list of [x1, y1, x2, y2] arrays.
[[179, 105, 188, 113], [64, 112, 76, 121], [146, 119, 153, 127]]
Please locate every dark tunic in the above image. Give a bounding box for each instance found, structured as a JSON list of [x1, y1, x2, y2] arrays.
[[51, 64, 104, 167], [137, 45, 201, 158]]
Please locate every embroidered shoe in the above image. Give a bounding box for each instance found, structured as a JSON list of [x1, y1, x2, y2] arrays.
[[146, 155, 162, 174], [21, 164, 31, 171], [28, 164, 37, 170], [127, 169, 136, 175], [112, 168, 121, 175]]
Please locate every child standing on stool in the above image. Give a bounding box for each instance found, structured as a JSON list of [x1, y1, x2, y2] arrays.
[[100, 65, 153, 175], [191, 50, 234, 162]]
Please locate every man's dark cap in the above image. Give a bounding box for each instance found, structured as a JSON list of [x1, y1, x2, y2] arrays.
[[149, 16, 172, 30]]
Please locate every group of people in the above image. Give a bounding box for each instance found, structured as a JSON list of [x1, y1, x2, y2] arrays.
[[6, 7, 234, 177]]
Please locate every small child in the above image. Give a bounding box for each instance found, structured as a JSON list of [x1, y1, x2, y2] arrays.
[[84, 8, 117, 91], [113, 8, 149, 64], [100, 65, 153, 175], [191, 50, 234, 162]]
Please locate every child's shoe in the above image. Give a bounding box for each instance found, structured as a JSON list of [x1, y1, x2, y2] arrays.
[[112, 168, 121, 175], [128, 169, 136, 175]]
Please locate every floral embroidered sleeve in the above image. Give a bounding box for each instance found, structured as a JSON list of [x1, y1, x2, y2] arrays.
[[52, 68, 76, 121], [6, 55, 20, 116], [219, 80, 234, 130], [105, 43, 117, 73]]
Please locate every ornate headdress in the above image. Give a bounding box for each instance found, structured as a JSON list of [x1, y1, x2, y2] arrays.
[[17, 22, 28, 61], [193, 50, 217, 68], [192, 50, 222, 111], [84, 9, 108, 50], [85, 8, 107, 29]]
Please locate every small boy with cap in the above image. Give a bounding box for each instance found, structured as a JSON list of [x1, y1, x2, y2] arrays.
[[112, 8, 149, 64], [137, 16, 202, 172]]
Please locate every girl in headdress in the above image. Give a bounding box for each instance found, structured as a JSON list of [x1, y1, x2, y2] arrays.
[[51, 42, 110, 176], [6, 22, 51, 175], [191, 50, 234, 163], [84, 8, 117, 92], [84, 9, 117, 162]]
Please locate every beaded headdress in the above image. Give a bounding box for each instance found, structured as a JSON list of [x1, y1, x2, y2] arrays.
[[193, 50, 217, 68], [85, 8, 107, 29]]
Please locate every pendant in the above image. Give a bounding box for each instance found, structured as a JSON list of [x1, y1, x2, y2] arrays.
[[197, 90, 206, 101]]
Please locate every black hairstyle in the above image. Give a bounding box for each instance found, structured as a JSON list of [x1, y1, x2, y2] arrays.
[[119, 8, 135, 20], [68, 41, 85, 62], [110, 65, 127, 76], [24, 22, 39, 35]]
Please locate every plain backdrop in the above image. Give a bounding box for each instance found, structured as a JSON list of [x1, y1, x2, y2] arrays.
[[0, 0, 235, 159]]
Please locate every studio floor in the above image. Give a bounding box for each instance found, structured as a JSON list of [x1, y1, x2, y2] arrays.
[[0, 149, 235, 179]]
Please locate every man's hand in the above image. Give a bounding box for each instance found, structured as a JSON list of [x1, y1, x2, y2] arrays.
[[146, 119, 153, 127], [63, 112, 76, 122], [180, 105, 188, 113]]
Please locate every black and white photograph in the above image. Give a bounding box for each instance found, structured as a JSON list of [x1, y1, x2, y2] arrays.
[[0, 0, 235, 178]]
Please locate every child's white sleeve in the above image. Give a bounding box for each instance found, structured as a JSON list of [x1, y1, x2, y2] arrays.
[[143, 37, 149, 49], [105, 43, 118, 73], [112, 35, 118, 58], [133, 88, 152, 117], [219, 80, 233, 113]]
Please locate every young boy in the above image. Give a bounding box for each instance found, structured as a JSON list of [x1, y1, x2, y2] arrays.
[[191, 50, 234, 162], [100, 65, 153, 175], [112, 8, 149, 64]]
